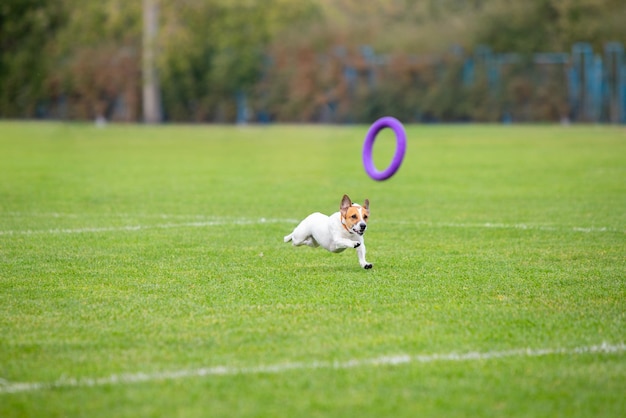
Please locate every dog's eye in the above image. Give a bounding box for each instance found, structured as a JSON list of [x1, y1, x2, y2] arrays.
[[363, 215, 368, 220], [351, 214, 357, 219]]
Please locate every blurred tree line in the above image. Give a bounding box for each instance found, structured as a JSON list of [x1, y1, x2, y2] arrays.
[[1, 0, 625, 122]]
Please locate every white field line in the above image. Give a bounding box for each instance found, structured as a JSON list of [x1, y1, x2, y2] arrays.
[[385, 220, 624, 234], [0, 218, 299, 236], [3, 212, 244, 220], [0, 217, 623, 236], [0, 342, 624, 395]]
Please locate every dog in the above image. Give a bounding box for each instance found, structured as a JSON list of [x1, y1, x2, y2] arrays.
[[284, 194, 372, 269]]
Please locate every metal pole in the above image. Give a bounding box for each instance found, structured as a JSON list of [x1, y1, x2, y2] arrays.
[[143, 0, 162, 123]]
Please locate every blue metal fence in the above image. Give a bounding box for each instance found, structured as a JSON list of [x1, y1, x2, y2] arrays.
[[354, 42, 624, 123], [464, 42, 626, 123], [246, 42, 626, 123], [453, 42, 625, 123]]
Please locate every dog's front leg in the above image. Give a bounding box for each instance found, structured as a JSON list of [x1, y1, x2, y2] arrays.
[[330, 238, 361, 252], [357, 241, 372, 269]]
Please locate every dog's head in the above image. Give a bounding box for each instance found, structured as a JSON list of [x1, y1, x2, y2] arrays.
[[340, 194, 369, 236]]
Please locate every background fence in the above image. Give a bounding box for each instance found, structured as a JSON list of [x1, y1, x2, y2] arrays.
[[3, 0, 625, 124], [249, 42, 626, 124]]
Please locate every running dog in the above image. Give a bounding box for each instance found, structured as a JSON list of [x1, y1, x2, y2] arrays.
[[284, 194, 372, 269]]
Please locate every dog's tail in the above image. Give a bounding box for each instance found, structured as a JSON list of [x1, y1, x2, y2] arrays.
[[283, 233, 293, 243]]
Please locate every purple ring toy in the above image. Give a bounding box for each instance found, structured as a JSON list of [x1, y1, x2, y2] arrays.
[[362, 116, 407, 181]]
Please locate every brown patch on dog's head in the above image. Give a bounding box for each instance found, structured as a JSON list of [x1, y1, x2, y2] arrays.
[[340, 194, 370, 236]]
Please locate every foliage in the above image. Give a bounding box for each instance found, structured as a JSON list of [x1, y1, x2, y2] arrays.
[[0, 0, 64, 117], [43, 0, 142, 120], [0, 0, 625, 121], [475, 0, 626, 52], [158, 0, 319, 121]]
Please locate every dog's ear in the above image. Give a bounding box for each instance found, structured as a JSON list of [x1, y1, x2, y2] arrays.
[[340, 194, 352, 216], [363, 199, 369, 210]]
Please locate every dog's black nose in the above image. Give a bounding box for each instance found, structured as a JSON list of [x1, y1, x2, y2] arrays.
[[359, 222, 366, 230]]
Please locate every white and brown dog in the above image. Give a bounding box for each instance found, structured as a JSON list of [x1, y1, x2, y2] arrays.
[[284, 194, 372, 269]]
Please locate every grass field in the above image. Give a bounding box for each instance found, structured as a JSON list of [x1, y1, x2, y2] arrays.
[[0, 121, 625, 417]]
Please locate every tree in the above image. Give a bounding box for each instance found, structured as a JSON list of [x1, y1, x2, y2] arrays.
[[158, 0, 319, 121], [0, 0, 64, 117], [474, 0, 626, 53]]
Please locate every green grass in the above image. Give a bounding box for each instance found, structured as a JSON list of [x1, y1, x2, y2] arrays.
[[0, 121, 625, 417]]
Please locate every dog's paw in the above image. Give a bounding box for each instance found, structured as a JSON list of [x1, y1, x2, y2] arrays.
[[363, 263, 373, 269], [353, 242, 361, 248]]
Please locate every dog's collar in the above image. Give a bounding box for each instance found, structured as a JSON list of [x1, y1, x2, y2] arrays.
[[341, 217, 353, 234]]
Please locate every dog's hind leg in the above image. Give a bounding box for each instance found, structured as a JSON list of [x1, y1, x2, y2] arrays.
[[302, 237, 319, 247], [286, 227, 319, 248], [291, 234, 319, 248]]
